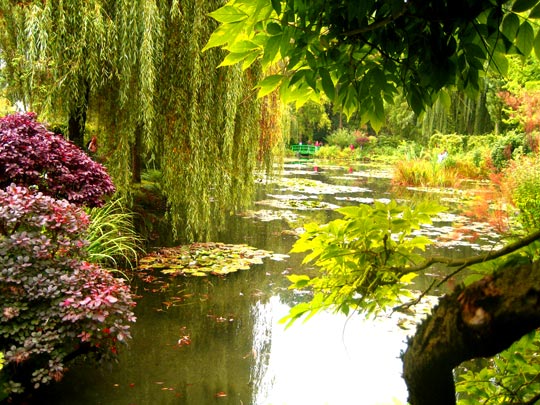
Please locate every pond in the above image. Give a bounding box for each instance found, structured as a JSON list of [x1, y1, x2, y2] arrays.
[[36, 161, 504, 405]]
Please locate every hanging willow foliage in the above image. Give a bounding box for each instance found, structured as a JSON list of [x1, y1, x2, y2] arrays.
[[0, 0, 283, 242]]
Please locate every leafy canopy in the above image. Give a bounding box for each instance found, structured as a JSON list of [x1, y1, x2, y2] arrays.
[[206, 0, 540, 130]]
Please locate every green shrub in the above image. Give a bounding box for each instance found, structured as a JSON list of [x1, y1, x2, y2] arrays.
[[491, 131, 530, 171], [314, 145, 341, 159], [502, 155, 540, 230], [429, 133, 465, 153], [466, 134, 501, 151], [0, 185, 136, 397], [325, 128, 356, 148]]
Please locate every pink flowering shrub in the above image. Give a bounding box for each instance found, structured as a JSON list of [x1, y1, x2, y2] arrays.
[[0, 112, 115, 207], [0, 184, 136, 395]]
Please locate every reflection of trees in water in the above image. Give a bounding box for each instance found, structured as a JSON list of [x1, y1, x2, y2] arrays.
[[249, 301, 274, 404]]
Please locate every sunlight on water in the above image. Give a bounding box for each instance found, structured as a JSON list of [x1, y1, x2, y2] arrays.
[[251, 296, 409, 405]]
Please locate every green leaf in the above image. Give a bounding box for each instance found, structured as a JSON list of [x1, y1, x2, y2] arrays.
[[256, 74, 284, 97], [287, 274, 311, 289], [228, 39, 259, 53], [534, 31, 540, 60], [516, 20, 534, 55], [266, 21, 282, 35], [513, 0, 540, 12], [399, 272, 417, 284], [203, 27, 230, 51], [407, 236, 433, 250], [437, 89, 452, 109], [502, 13, 520, 41], [319, 68, 335, 100], [218, 51, 254, 67], [208, 5, 249, 23], [270, 0, 281, 14], [336, 205, 367, 218], [408, 86, 425, 115], [242, 51, 260, 70], [489, 51, 509, 75], [261, 34, 282, 67], [530, 3, 540, 17], [203, 21, 246, 51]]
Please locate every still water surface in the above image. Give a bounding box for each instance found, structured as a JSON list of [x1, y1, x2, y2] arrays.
[[37, 162, 500, 405]]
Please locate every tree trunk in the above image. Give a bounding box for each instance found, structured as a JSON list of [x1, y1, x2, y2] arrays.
[[67, 83, 90, 148], [403, 261, 540, 405], [132, 124, 143, 184]]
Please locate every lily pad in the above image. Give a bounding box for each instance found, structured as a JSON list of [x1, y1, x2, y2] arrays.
[[277, 178, 370, 195], [137, 242, 286, 277], [256, 198, 339, 211]]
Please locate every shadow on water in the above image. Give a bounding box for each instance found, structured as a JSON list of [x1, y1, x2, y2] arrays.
[[34, 161, 503, 405]]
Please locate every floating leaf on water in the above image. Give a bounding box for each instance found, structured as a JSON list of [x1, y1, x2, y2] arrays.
[[137, 242, 280, 277]]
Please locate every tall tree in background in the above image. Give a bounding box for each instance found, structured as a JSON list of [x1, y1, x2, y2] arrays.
[[0, 0, 283, 241]]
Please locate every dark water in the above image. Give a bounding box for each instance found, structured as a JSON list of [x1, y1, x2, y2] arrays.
[[34, 162, 500, 405]]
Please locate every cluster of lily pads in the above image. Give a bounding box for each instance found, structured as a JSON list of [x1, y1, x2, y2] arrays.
[[137, 242, 288, 277]]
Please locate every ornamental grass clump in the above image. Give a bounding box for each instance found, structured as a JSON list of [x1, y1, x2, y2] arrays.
[[86, 198, 144, 269], [0, 184, 136, 396]]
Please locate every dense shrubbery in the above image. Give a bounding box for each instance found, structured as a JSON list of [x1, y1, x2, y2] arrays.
[[325, 128, 357, 148], [0, 112, 115, 207], [0, 185, 136, 396], [0, 113, 136, 399], [429, 133, 465, 153], [491, 131, 531, 171], [502, 155, 540, 230]]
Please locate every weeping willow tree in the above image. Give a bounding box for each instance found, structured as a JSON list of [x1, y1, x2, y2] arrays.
[[0, 0, 282, 241]]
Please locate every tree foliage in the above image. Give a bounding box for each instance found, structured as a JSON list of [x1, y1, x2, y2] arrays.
[[206, 0, 540, 131], [282, 200, 443, 327], [0, 113, 115, 207], [0, 0, 283, 241]]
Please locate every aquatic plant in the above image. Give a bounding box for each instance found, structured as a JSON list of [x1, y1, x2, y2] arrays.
[[139, 242, 286, 277], [393, 158, 460, 188], [0, 112, 115, 207], [0, 184, 136, 397]]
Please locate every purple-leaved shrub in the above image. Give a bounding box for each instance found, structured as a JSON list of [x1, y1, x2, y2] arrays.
[[0, 112, 115, 207], [0, 184, 136, 395]]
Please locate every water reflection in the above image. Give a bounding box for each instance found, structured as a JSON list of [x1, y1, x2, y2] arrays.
[[251, 296, 408, 405]]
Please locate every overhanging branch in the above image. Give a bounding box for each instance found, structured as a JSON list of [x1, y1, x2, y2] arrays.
[[399, 229, 540, 275]]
